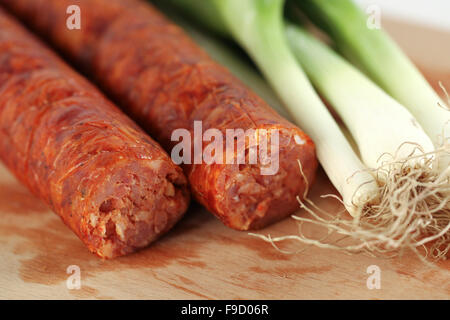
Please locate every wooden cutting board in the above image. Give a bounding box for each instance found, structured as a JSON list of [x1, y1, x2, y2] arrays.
[[0, 18, 449, 300]]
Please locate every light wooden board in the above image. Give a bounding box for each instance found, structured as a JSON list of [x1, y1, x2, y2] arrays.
[[0, 19, 449, 300]]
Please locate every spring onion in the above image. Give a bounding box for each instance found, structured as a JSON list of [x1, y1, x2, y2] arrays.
[[285, 24, 435, 175], [285, 24, 449, 259], [292, 0, 450, 168]]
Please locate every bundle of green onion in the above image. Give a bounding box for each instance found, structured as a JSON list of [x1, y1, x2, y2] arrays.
[[154, 0, 450, 259]]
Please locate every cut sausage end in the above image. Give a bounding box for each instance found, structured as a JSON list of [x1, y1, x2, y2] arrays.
[[85, 160, 190, 259], [211, 129, 317, 231]]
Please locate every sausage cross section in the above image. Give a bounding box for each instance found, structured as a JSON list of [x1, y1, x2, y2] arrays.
[[0, 9, 190, 258], [1, 0, 318, 230]]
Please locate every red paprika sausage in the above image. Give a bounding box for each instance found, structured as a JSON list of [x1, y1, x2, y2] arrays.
[[1, 0, 318, 230], [0, 8, 190, 258]]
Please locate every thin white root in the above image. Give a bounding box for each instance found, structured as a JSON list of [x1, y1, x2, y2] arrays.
[[250, 145, 450, 261], [438, 81, 450, 109]]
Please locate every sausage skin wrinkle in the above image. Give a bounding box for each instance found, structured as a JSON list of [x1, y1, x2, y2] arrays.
[[1, 0, 318, 230], [0, 9, 190, 258]]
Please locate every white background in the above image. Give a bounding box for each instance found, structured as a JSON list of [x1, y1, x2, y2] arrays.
[[355, 0, 450, 32]]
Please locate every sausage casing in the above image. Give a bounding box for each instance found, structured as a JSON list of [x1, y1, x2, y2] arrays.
[[0, 8, 190, 258]]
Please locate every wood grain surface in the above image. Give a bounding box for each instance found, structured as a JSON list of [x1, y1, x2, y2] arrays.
[[0, 18, 449, 300]]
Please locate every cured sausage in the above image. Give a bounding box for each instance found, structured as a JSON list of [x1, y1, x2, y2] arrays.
[[0, 8, 190, 258], [1, 0, 317, 230], [1, 0, 318, 230]]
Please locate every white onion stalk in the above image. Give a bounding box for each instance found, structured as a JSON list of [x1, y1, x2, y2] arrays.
[[285, 25, 435, 178], [292, 0, 450, 169]]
